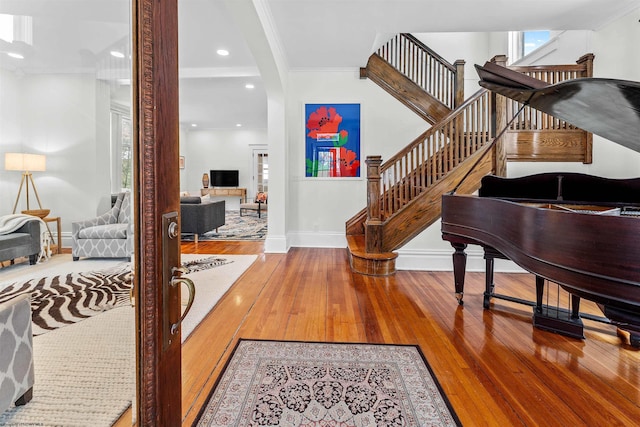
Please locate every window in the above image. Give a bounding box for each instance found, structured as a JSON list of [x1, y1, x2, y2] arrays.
[[111, 105, 133, 192], [508, 30, 550, 63], [524, 31, 551, 56]]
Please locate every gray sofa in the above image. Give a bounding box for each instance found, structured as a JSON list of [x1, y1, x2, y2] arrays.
[[180, 197, 225, 242], [0, 220, 40, 265]]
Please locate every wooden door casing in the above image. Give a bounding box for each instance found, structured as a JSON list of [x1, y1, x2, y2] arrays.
[[133, 0, 182, 425]]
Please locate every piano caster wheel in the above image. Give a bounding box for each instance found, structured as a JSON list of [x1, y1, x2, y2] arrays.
[[483, 294, 491, 309], [455, 292, 464, 306], [617, 328, 640, 348]]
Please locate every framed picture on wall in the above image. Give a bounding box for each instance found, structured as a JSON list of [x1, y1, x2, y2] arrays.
[[304, 103, 361, 178]]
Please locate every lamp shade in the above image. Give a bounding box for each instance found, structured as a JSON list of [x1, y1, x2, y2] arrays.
[[4, 153, 46, 172]]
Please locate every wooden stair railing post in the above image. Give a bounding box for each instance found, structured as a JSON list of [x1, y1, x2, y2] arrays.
[[365, 155, 383, 252], [577, 53, 595, 78], [490, 55, 508, 176], [454, 59, 466, 108], [578, 53, 595, 163]]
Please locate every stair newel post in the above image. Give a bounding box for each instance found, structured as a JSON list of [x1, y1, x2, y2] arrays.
[[577, 53, 595, 164], [365, 155, 384, 253], [577, 53, 595, 78], [453, 59, 466, 108], [490, 55, 508, 177]]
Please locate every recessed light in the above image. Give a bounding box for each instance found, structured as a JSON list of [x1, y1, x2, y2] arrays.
[[191, 123, 197, 127], [236, 123, 242, 127], [216, 49, 229, 56], [245, 83, 254, 89], [110, 50, 125, 58], [7, 52, 24, 59]]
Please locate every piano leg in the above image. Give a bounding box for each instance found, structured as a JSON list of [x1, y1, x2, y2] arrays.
[[484, 256, 494, 309], [451, 242, 467, 305], [535, 276, 544, 314], [483, 247, 504, 309], [571, 294, 581, 320]]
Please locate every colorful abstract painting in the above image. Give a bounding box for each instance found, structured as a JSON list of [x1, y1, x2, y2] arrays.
[[305, 103, 361, 178]]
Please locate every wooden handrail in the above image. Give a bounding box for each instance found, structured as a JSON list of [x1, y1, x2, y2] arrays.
[[376, 33, 465, 109], [496, 54, 595, 133], [366, 89, 492, 222]]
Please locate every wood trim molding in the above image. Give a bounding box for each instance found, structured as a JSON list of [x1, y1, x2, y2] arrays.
[[133, 0, 181, 424], [133, 0, 159, 423]]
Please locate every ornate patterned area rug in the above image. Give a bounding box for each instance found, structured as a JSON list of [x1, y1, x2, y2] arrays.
[[194, 340, 461, 427], [181, 210, 267, 241]]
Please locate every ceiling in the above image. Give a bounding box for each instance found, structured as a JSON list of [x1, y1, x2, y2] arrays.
[[1, 0, 640, 130]]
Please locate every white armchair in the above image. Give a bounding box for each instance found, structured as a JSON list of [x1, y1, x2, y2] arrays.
[[239, 192, 268, 218], [72, 192, 133, 261]]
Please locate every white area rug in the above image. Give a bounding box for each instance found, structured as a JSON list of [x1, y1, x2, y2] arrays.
[[0, 253, 257, 426], [179, 254, 257, 342]]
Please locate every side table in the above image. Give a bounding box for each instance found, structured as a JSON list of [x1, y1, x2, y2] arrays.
[[43, 217, 62, 255]]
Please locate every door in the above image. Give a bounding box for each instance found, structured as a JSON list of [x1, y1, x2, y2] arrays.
[[133, 0, 184, 424], [252, 148, 269, 196]]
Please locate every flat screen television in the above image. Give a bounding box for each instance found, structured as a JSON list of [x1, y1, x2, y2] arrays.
[[210, 170, 239, 187]]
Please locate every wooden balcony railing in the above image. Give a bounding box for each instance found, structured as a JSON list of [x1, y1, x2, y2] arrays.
[[376, 33, 465, 109], [492, 54, 595, 163], [367, 89, 492, 224]]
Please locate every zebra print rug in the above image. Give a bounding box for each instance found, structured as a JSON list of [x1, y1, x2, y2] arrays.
[[0, 264, 133, 336], [0, 255, 233, 336]]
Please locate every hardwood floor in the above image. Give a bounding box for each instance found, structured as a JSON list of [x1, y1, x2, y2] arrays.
[[120, 240, 640, 426]]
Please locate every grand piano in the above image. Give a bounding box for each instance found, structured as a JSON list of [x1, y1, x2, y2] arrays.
[[441, 62, 640, 347]]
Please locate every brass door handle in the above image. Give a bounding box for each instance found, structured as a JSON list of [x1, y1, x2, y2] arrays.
[[169, 275, 195, 335]]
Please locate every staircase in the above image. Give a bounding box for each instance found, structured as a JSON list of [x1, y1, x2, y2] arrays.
[[347, 34, 595, 275], [346, 88, 497, 275], [360, 34, 466, 124]]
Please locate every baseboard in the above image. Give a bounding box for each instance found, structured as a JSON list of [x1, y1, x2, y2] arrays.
[[287, 231, 347, 249], [264, 235, 289, 253], [280, 233, 527, 273], [395, 248, 526, 273]]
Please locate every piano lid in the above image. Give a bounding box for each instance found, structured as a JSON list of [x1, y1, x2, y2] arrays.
[[475, 61, 640, 153]]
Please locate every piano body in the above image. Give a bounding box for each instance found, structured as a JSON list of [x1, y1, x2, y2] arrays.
[[441, 62, 640, 346]]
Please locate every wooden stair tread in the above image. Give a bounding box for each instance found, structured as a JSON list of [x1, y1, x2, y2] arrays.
[[346, 235, 398, 260], [346, 235, 398, 276]]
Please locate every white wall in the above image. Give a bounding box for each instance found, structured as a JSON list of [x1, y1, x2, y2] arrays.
[[1, 73, 112, 248], [0, 68, 24, 212], [284, 70, 428, 247], [414, 32, 504, 97]]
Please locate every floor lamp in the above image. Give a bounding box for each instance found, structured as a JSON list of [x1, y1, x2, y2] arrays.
[[5, 152, 47, 215]]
